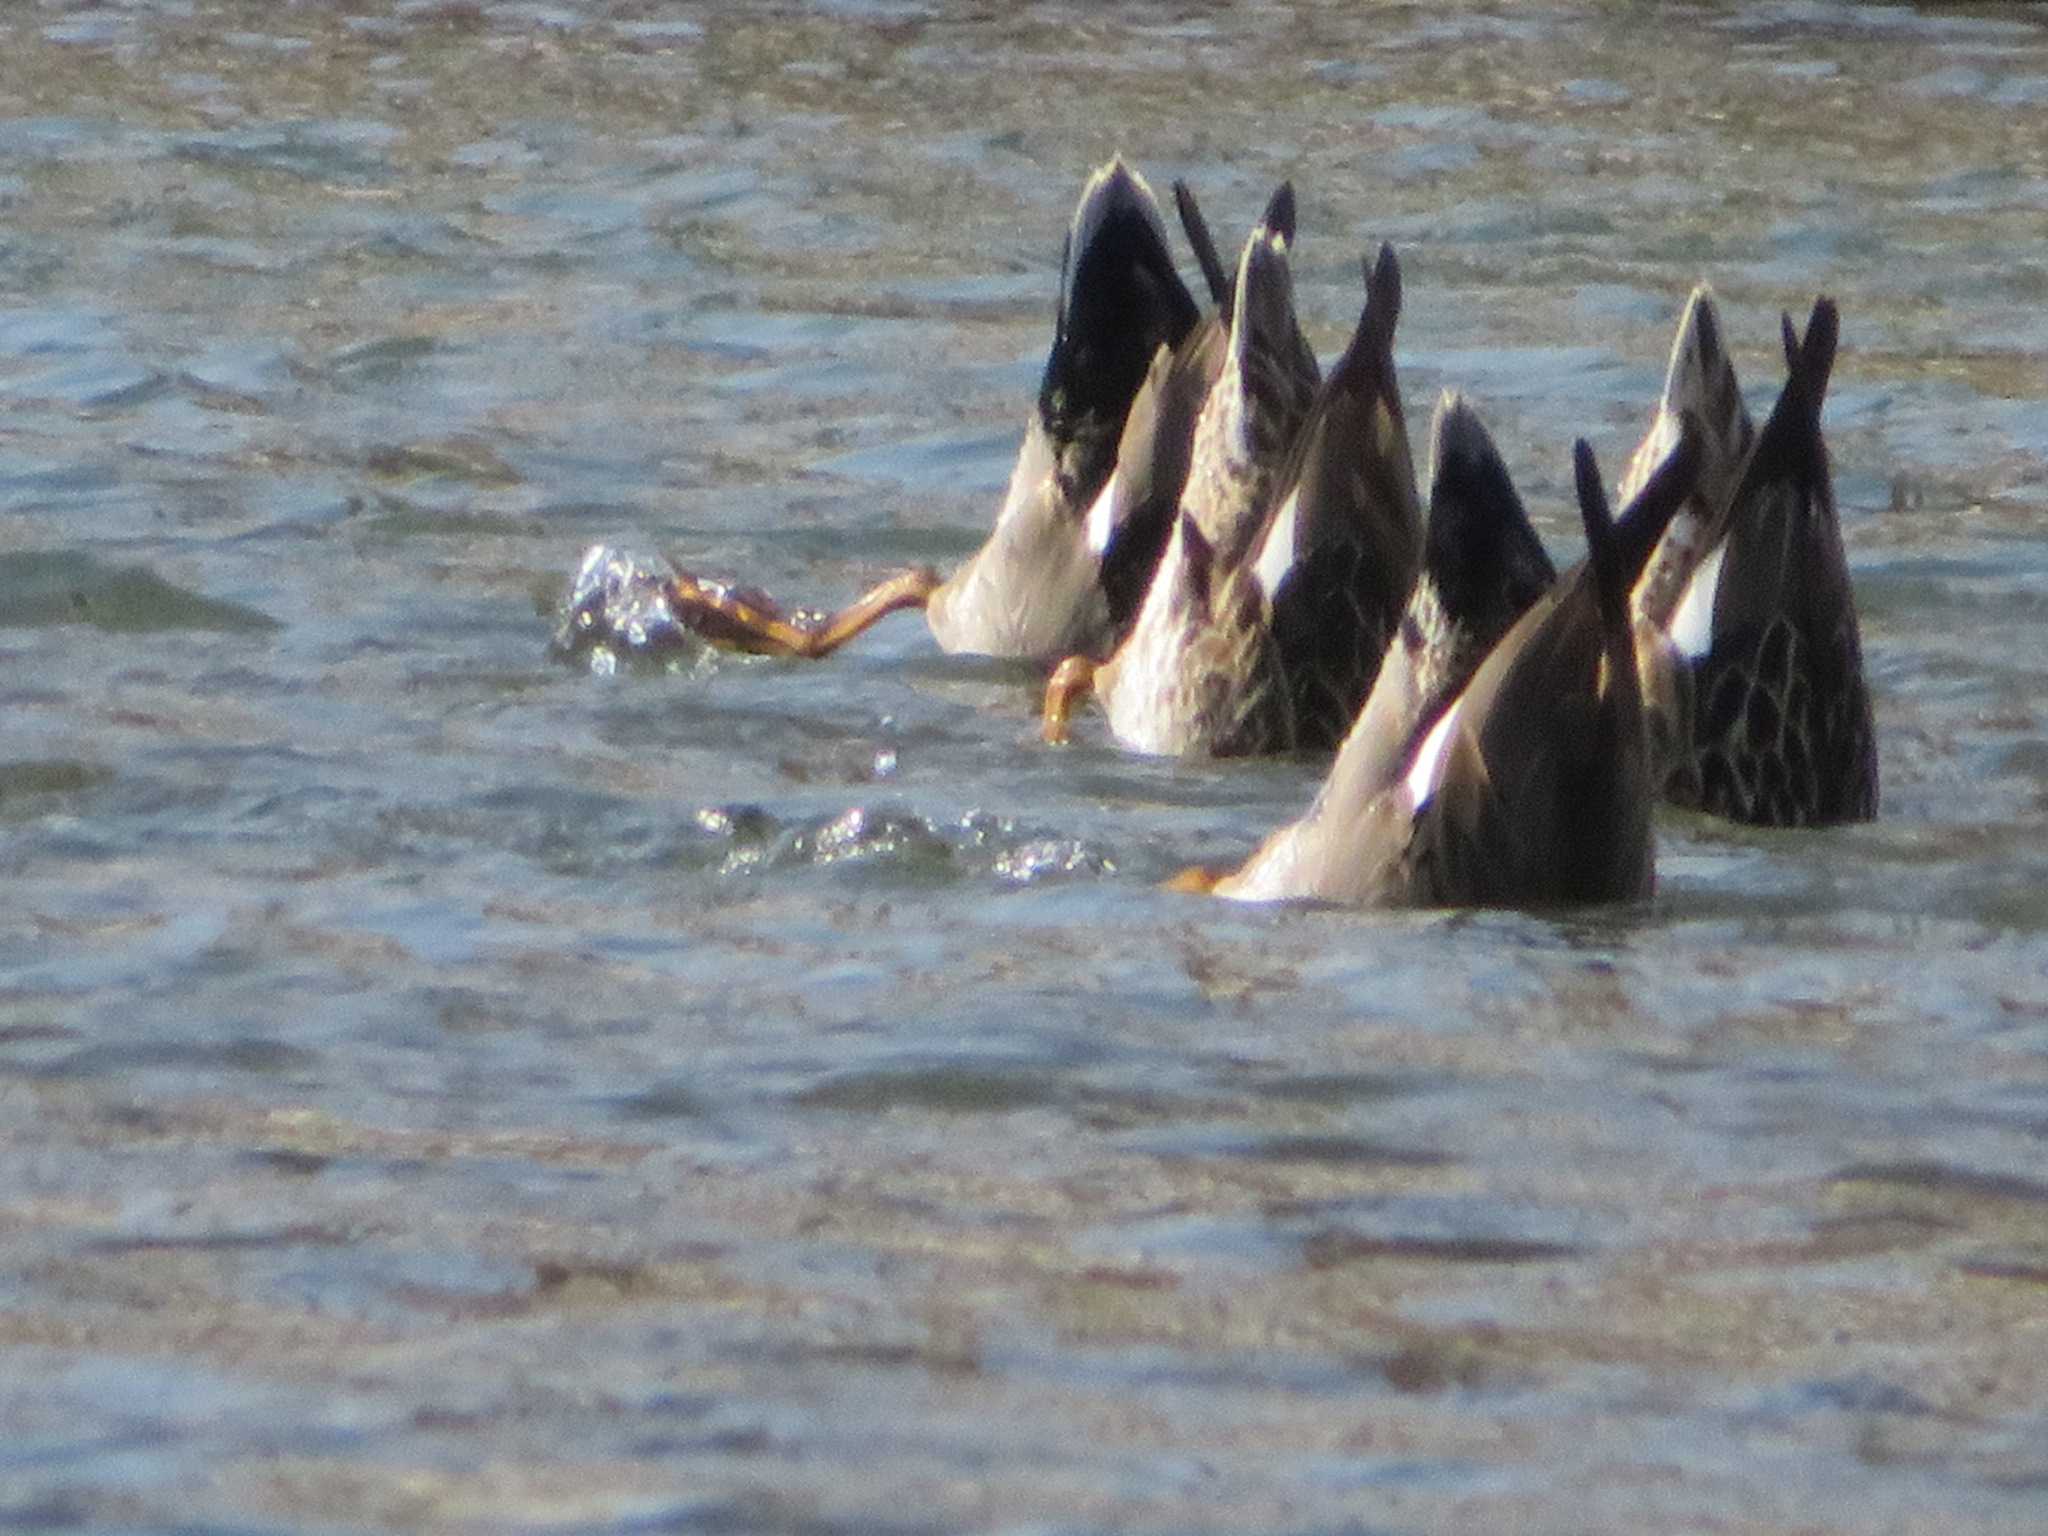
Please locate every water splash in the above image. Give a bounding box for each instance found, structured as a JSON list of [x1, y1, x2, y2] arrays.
[[552, 544, 703, 672]]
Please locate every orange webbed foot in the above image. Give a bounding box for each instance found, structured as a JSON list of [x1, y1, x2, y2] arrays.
[[1041, 655, 1098, 744], [664, 565, 941, 659]]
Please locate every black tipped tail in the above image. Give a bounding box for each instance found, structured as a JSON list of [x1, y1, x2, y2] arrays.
[[1692, 289, 1722, 372], [1041, 161, 1202, 440], [1366, 242, 1401, 342], [1427, 394, 1556, 626], [1321, 243, 1404, 399], [1785, 297, 1840, 421], [1360, 243, 1401, 365], [1574, 440, 1630, 647], [1260, 181, 1297, 246], [1173, 180, 1231, 313], [1229, 220, 1298, 370], [1745, 297, 1839, 498]]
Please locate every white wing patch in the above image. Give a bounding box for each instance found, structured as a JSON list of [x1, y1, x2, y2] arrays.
[[1252, 486, 1301, 604], [1404, 698, 1464, 810], [1668, 542, 1727, 661], [1083, 471, 1122, 556]]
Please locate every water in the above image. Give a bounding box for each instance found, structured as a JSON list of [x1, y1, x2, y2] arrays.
[[3, 2, 2047, 1530]]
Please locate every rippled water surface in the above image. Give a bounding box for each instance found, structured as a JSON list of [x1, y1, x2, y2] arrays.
[[4, 2, 2048, 1531]]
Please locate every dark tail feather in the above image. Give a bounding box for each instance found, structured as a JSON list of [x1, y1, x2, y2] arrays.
[[1365, 242, 1401, 349], [1748, 298, 1839, 494], [1322, 244, 1403, 398], [1427, 394, 1556, 623], [1357, 243, 1402, 376], [1260, 181, 1297, 246], [1786, 297, 1840, 422], [1693, 292, 1722, 378], [1173, 180, 1231, 313], [1574, 441, 1630, 649], [1607, 413, 1704, 589]]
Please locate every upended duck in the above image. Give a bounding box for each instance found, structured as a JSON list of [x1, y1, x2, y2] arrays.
[[1041, 209, 1424, 756], [1068, 178, 1237, 639], [1626, 291, 1878, 826], [603, 157, 1205, 664], [1194, 393, 1557, 900], [1182, 414, 1704, 908]]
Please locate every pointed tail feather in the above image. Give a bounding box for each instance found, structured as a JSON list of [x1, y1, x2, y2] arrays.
[[1742, 298, 1838, 499], [1173, 180, 1232, 313], [1320, 243, 1404, 401], [1785, 296, 1840, 422], [1430, 394, 1515, 506], [1575, 441, 1629, 650], [1203, 202, 1319, 509], [1260, 181, 1297, 248], [1359, 243, 1401, 364], [1066, 158, 1173, 276], [1608, 413, 1704, 593]]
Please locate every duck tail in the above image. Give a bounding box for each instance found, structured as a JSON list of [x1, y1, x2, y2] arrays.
[[1734, 296, 1839, 506], [1783, 296, 1840, 410], [1228, 201, 1299, 377], [1259, 180, 1297, 248], [1360, 242, 1401, 368], [1058, 159, 1194, 338], [1780, 296, 1840, 475], [1320, 243, 1402, 402], [1675, 287, 1749, 471], [1574, 440, 1630, 654], [1426, 393, 1556, 621], [1617, 285, 1752, 512], [1040, 158, 1201, 443], [1172, 179, 1232, 313]]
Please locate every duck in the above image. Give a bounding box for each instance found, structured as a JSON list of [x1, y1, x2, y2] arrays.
[[1183, 416, 1704, 908], [1072, 179, 1237, 637], [1198, 392, 1558, 901], [1626, 292, 1879, 825], [1042, 206, 1424, 756], [650, 156, 1205, 662]]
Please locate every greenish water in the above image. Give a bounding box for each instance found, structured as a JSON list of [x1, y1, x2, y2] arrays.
[[3, 3, 2048, 1532]]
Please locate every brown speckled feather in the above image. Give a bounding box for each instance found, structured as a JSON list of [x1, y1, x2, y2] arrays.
[[1094, 186, 1322, 755], [1652, 299, 1878, 825], [1260, 243, 1426, 750], [1096, 228, 1433, 758]]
